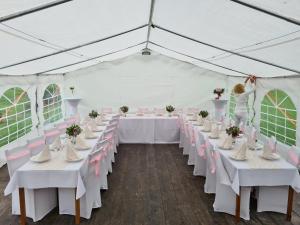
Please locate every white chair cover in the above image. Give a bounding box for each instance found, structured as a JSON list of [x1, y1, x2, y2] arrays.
[[187, 122, 196, 165], [178, 116, 185, 149], [213, 152, 251, 220], [204, 139, 217, 194], [193, 131, 207, 176], [27, 136, 46, 156], [182, 121, 190, 155], [58, 150, 102, 219], [103, 128, 116, 171], [5, 145, 57, 222]]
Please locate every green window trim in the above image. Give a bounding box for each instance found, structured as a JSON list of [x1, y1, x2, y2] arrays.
[[260, 89, 297, 146], [0, 87, 33, 148], [43, 84, 63, 124]]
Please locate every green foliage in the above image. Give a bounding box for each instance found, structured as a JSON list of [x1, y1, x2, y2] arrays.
[[199, 110, 209, 118], [120, 106, 129, 113], [166, 105, 175, 113]]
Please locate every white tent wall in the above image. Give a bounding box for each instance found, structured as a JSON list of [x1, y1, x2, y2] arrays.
[[0, 74, 64, 167], [63, 52, 228, 116]]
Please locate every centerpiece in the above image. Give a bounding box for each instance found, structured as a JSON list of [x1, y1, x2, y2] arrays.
[[120, 105, 129, 117], [198, 110, 209, 125], [69, 86, 75, 95], [213, 88, 225, 100], [88, 110, 99, 119], [66, 124, 82, 144], [226, 126, 240, 142], [166, 105, 175, 117]]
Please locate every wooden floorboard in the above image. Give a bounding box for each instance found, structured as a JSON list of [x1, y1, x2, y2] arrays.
[[0, 144, 300, 225]]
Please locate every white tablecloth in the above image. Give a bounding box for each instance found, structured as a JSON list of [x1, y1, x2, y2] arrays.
[[4, 125, 108, 200], [193, 125, 300, 195], [118, 114, 180, 144]]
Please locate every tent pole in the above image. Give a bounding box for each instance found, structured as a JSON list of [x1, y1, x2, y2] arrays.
[[153, 24, 300, 74], [229, 0, 300, 26], [0, 0, 73, 23], [36, 41, 147, 75], [145, 0, 156, 49], [0, 24, 148, 70], [149, 41, 248, 77]]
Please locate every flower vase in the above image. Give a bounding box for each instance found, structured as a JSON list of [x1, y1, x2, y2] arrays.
[[71, 136, 76, 145], [168, 112, 172, 117]]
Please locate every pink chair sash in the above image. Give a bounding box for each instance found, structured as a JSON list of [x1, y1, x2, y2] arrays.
[[45, 130, 61, 137], [197, 142, 208, 159], [58, 123, 68, 130], [288, 149, 299, 167], [210, 151, 220, 174], [268, 138, 276, 153], [27, 140, 45, 149], [7, 149, 30, 161], [90, 152, 105, 176]]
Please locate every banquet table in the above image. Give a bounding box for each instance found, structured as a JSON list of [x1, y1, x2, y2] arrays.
[[4, 120, 111, 225], [118, 114, 180, 144], [193, 124, 300, 222]]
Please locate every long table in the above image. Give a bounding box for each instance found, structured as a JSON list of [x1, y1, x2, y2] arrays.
[[4, 117, 112, 225], [192, 122, 300, 222], [118, 114, 180, 144]]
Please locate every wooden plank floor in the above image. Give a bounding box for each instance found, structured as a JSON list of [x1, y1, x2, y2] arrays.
[[1, 144, 300, 225]]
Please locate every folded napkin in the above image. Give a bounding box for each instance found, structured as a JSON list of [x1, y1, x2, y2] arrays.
[[75, 135, 91, 150], [65, 141, 81, 161], [95, 116, 103, 125], [89, 119, 102, 132], [50, 136, 62, 151], [84, 125, 98, 139], [197, 116, 204, 125], [262, 137, 277, 158], [219, 134, 233, 149], [80, 116, 91, 126], [203, 119, 212, 131], [31, 145, 51, 162], [231, 140, 248, 160], [210, 123, 219, 138]]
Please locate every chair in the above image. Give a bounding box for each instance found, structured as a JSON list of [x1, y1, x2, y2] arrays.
[[44, 127, 61, 145], [178, 116, 185, 149], [193, 131, 206, 176], [187, 122, 196, 165], [204, 139, 217, 193], [58, 149, 102, 219], [103, 128, 116, 171], [27, 136, 46, 156], [182, 121, 190, 155], [5, 145, 57, 222], [213, 152, 251, 220]]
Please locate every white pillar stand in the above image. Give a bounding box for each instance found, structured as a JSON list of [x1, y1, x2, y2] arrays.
[[64, 97, 82, 117], [212, 99, 228, 121]]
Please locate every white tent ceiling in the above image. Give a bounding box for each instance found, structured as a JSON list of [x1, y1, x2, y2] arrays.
[[0, 0, 299, 77]]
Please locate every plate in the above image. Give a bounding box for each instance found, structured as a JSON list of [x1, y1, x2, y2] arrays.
[[66, 157, 83, 162], [85, 136, 98, 139], [229, 154, 247, 161], [249, 143, 263, 150], [201, 129, 211, 132], [218, 146, 233, 150], [209, 135, 219, 139], [30, 156, 51, 163], [259, 153, 280, 160], [75, 146, 91, 150], [92, 129, 103, 132], [188, 119, 197, 121]]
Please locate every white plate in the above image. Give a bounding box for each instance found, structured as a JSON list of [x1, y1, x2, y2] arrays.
[[218, 146, 233, 150], [85, 136, 98, 139], [201, 129, 211, 132], [229, 155, 248, 161], [75, 146, 91, 150], [249, 143, 263, 150], [66, 157, 83, 162], [30, 156, 51, 163], [209, 135, 219, 139], [259, 153, 280, 160], [93, 129, 103, 132]]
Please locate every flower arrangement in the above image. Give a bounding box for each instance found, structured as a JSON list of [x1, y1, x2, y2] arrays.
[[120, 106, 129, 113], [226, 126, 240, 138], [199, 110, 209, 118], [66, 124, 82, 138], [166, 105, 175, 113], [69, 86, 75, 95], [213, 88, 225, 99], [89, 110, 99, 119]]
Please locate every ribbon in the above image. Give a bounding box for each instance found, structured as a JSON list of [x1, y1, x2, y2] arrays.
[[197, 143, 207, 158], [268, 138, 276, 153], [58, 123, 68, 130], [27, 140, 45, 149], [210, 151, 220, 174], [288, 148, 299, 167], [45, 129, 60, 137], [7, 149, 30, 161], [89, 152, 104, 176]]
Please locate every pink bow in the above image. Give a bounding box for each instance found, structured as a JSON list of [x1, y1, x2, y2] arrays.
[[58, 124, 68, 130], [27, 140, 45, 149], [197, 143, 207, 158], [7, 149, 30, 161], [268, 139, 276, 153], [210, 151, 220, 174], [45, 130, 60, 137], [90, 152, 104, 176]]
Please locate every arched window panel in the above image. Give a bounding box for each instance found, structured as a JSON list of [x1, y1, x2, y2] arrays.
[[0, 87, 33, 148], [260, 89, 297, 146], [43, 84, 63, 124]]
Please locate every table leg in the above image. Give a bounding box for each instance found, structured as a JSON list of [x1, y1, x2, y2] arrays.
[[286, 186, 294, 221], [235, 189, 241, 223], [19, 188, 26, 225], [75, 188, 80, 225]]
